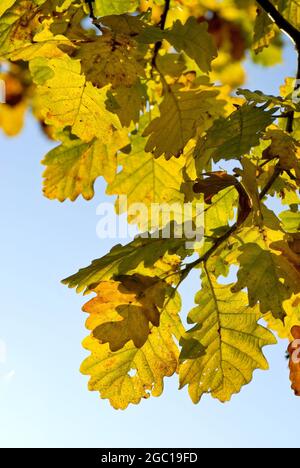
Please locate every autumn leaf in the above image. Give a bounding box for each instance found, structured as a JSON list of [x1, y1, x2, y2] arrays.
[[196, 103, 278, 163], [94, 0, 139, 17], [74, 33, 146, 89], [288, 325, 300, 396], [265, 294, 300, 340], [31, 56, 122, 142], [62, 236, 187, 294], [42, 129, 129, 201], [82, 274, 168, 351], [193, 171, 238, 204], [139, 17, 217, 73], [2, 0, 300, 408], [179, 272, 276, 403], [232, 229, 300, 319], [278, 0, 300, 30], [106, 82, 147, 127], [0, 0, 16, 18], [107, 119, 186, 226], [253, 8, 276, 54], [81, 289, 184, 409], [143, 83, 222, 159]]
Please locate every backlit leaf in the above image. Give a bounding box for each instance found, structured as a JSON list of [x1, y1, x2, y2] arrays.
[[81, 290, 184, 409], [179, 273, 276, 403]]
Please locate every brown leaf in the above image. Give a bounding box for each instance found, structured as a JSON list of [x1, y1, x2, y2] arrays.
[[288, 326, 300, 396], [193, 171, 237, 203]]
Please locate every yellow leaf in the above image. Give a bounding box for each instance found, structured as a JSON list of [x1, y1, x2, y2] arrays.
[[0, 101, 27, 136], [31, 56, 122, 142], [107, 122, 186, 227], [179, 273, 276, 403], [0, 69, 28, 136], [265, 294, 300, 340], [233, 227, 300, 319], [263, 127, 300, 180], [42, 130, 129, 202], [143, 83, 221, 159], [83, 275, 167, 351], [0, 0, 16, 18], [81, 289, 184, 409], [253, 8, 276, 54], [76, 33, 146, 89]]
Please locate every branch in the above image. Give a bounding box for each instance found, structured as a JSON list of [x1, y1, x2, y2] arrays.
[[259, 164, 282, 199], [85, 0, 102, 32], [256, 0, 300, 48], [152, 0, 171, 67], [178, 1, 300, 281], [286, 52, 300, 132], [180, 224, 237, 279], [180, 166, 284, 278], [256, 2, 300, 133]]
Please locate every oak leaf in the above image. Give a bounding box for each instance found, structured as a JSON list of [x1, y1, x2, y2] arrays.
[[179, 273, 276, 403]]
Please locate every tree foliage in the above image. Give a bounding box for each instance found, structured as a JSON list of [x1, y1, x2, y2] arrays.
[[2, 0, 300, 409]]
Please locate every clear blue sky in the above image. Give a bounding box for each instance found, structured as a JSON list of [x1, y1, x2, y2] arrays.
[[0, 42, 299, 448]]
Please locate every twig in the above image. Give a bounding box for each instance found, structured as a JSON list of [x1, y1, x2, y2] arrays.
[[179, 164, 285, 278], [256, 0, 300, 47], [256, 0, 300, 133], [152, 0, 171, 68], [85, 0, 102, 32], [286, 52, 300, 132], [259, 164, 282, 199], [156, 0, 300, 283]]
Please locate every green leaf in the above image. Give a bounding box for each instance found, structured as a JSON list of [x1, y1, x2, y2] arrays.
[[62, 236, 188, 294], [94, 0, 139, 17], [143, 84, 221, 159], [253, 7, 276, 53], [233, 229, 300, 319], [31, 56, 122, 142], [107, 122, 186, 226], [196, 104, 278, 163], [164, 18, 217, 73], [179, 273, 276, 403], [106, 82, 147, 127], [139, 18, 217, 73], [280, 210, 300, 232], [237, 88, 292, 109]]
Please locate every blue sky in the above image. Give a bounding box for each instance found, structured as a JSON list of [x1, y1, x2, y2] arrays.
[[0, 42, 299, 448]]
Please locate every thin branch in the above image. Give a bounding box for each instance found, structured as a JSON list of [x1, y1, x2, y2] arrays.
[[180, 224, 237, 278], [259, 164, 282, 199], [152, 0, 171, 68], [256, 0, 300, 133], [85, 0, 102, 32], [286, 52, 300, 132], [168, 1, 300, 283], [180, 165, 285, 277], [256, 0, 300, 47]]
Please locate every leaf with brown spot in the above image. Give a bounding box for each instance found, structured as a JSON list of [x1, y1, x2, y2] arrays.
[[83, 274, 169, 351]]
